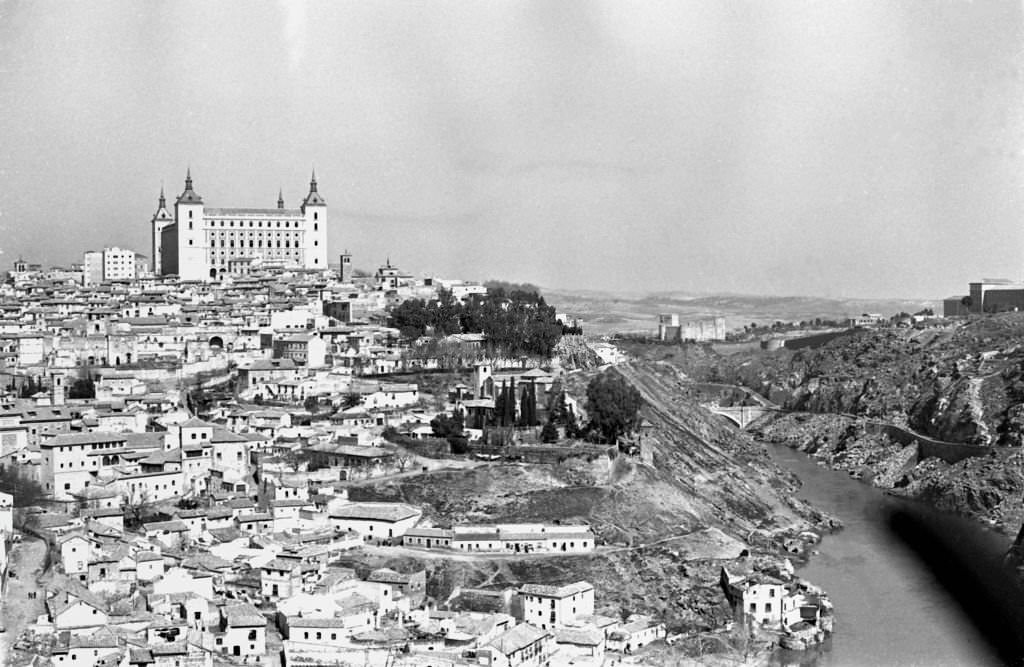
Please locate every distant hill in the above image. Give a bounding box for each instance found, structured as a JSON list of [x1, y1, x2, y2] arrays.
[[544, 288, 938, 336]]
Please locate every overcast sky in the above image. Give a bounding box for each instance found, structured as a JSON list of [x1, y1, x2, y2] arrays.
[[0, 0, 1022, 298]]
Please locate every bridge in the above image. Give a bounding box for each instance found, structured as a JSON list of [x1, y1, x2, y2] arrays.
[[703, 404, 779, 429]]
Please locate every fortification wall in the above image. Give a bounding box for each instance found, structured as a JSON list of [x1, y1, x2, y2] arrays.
[[865, 421, 991, 465]]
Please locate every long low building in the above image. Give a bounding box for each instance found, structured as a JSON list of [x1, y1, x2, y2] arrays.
[[403, 523, 596, 554], [329, 502, 422, 541]]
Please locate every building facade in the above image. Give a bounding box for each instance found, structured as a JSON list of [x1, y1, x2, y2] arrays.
[[154, 170, 328, 281], [83, 247, 147, 284]]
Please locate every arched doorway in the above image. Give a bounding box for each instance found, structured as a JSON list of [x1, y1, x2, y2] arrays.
[[209, 336, 224, 349]]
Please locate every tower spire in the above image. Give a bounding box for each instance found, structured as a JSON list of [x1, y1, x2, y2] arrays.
[[177, 166, 203, 204], [310, 168, 318, 193], [278, 187, 284, 209], [158, 182, 166, 209]]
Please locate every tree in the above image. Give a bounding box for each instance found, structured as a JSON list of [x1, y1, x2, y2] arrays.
[[282, 447, 312, 472], [541, 421, 559, 444], [0, 465, 47, 507], [395, 453, 412, 472], [389, 298, 432, 340], [19, 376, 38, 398], [68, 376, 96, 399], [431, 412, 465, 440], [585, 371, 644, 444], [303, 396, 320, 414], [448, 436, 470, 455], [518, 382, 539, 427], [341, 392, 362, 409], [122, 488, 151, 528], [388, 286, 565, 358], [431, 412, 467, 454]]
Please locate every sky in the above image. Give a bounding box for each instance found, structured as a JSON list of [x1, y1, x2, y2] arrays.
[[0, 0, 1022, 299]]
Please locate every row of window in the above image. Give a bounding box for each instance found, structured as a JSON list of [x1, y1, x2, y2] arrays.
[[211, 239, 316, 249], [208, 219, 311, 229], [209, 250, 304, 263], [189, 220, 319, 230]]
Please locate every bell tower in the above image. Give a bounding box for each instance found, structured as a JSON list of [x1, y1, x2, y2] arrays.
[[339, 250, 352, 283], [151, 185, 173, 276]]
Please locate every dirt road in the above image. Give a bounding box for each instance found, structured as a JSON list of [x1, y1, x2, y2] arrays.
[[1, 534, 48, 667]]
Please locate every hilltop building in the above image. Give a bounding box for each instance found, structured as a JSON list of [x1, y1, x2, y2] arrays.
[[153, 169, 328, 281], [657, 314, 726, 342], [945, 279, 1024, 317]]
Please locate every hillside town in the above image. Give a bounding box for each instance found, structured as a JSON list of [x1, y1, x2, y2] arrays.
[[0, 172, 731, 667], [0, 169, 856, 667]]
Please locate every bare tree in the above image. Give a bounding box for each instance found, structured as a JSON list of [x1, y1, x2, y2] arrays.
[[122, 488, 151, 528]]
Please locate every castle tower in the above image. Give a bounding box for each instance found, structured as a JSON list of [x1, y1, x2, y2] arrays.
[[174, 168, 207, 280], [300, 170, 328, 270], [151, 185, 173, 276]]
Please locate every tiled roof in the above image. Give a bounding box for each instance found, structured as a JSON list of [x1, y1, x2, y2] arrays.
[[488, 623, 549, 655], [222, 602, 265, 627], [329, 502, 419, 523], [519, 581, 593, 599]]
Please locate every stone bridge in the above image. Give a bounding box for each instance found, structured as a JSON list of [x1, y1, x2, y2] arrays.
[[703, 404, 780, 429]]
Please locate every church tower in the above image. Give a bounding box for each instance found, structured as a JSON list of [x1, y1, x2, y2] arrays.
[[300, 170, 328, 270], [151, 185, 173, 276], [339, 250, 352, 283]]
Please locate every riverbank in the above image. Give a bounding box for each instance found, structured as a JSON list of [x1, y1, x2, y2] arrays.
[[767, 444, 1003, 666], [753, 412, 1024, 536]]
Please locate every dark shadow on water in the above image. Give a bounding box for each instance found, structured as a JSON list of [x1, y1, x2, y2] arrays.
[[886, 505, 1024, 666]]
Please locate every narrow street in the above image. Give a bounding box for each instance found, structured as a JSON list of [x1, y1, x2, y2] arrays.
[[1, 534, 49, 667]]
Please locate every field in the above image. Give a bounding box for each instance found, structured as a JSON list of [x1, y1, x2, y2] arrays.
[[544, 288, 938, 336]]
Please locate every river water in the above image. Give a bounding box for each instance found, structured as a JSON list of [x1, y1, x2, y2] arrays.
[[768, 445, 1004, 667]]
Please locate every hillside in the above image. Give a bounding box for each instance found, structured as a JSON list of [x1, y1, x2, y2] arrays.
[[348, 360, 837, 639], [622, 315, 1024, 534]]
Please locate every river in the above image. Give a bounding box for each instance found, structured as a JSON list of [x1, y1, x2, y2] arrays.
[[769, 445, 1005, 667]]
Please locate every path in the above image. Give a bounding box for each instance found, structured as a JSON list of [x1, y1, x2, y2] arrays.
[[1, 534, 48, 667]]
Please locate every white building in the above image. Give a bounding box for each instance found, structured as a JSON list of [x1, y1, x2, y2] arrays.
[[82, 251, 103, 286], [40, 432, 128, 500], [219, 602, 268, 662], [0, 490, 11, 535], [154, 169, 329, 281], [519, 581, 595, 631], [83, 247, 145, 284], [328, 502, 422, 541], [102, 246, 137, 281]]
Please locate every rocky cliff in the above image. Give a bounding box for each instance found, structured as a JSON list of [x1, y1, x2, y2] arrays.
[[621, 314, 1024, 533]]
